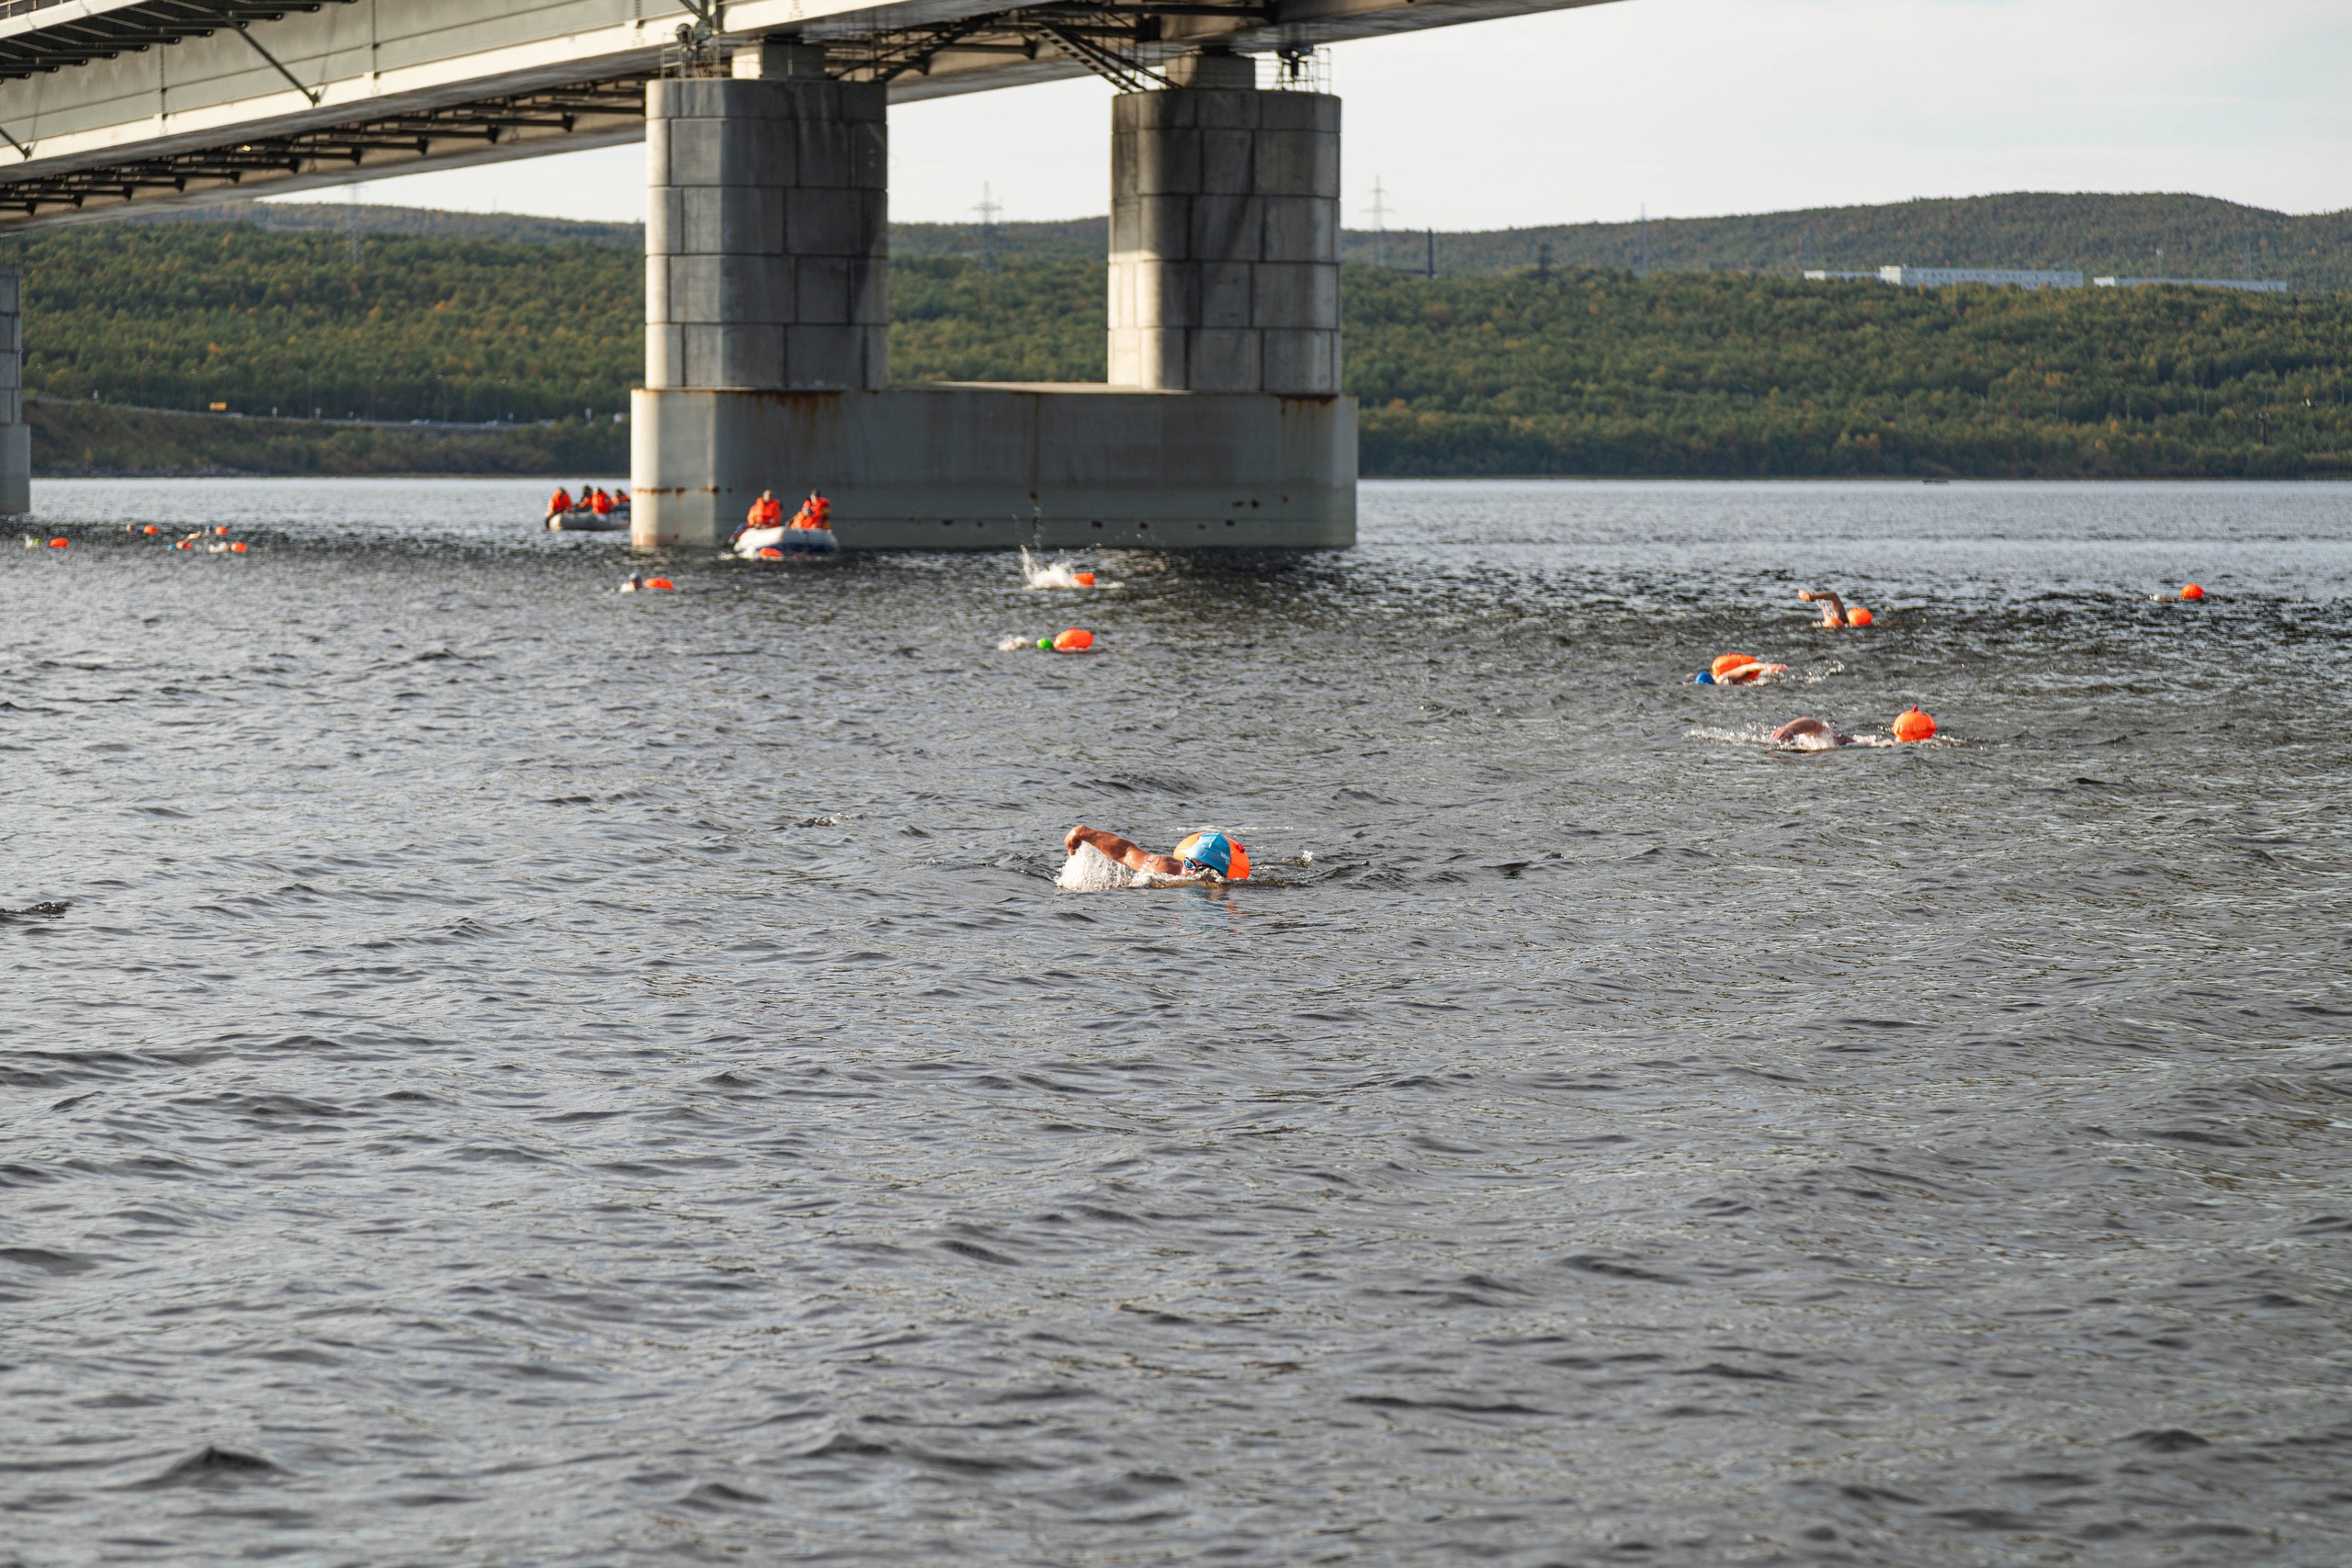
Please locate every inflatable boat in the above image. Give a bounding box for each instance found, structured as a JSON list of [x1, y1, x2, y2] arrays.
[[547, 505, 629, 533], [734, 524, 838, 558]]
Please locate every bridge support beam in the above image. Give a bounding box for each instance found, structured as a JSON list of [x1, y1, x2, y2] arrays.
[[0, 267, 26, 516], [631, 47, 1354, 551], [1109, 52, 1342, 395]]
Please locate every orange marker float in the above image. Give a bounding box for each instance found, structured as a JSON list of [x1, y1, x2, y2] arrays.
[[647, 577, 675, 591], [756, 546, 783, 559], [1892, 706, 1937, 743], [229, 541, 249, 553], [2180, 583, 2204, 601], [142, 525, 160, 536], [46, 537, 67, 549], [1051, 626, 1094, 652], [1074, 571, 1096, 587]]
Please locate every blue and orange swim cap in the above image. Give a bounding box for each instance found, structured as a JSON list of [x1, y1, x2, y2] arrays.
[[1173, 829, 1250, 880]]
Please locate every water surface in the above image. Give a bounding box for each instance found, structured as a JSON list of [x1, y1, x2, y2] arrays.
[[5, 479, 2349, 1565]]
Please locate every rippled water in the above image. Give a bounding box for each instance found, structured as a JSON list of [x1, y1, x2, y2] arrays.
[[6, 479, 2350, 1565]]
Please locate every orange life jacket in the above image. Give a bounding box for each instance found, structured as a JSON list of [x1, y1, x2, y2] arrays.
[[591, 491, 613, 515], [550, 489, 572, 513]]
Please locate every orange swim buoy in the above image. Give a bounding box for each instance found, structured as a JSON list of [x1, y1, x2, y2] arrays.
[[1710, 653, 1761, 681], [46, 537, 67, 549], [1074, 571, 1096, 587], [142, 525, 160, 536], [2180, 583, 2204, 601], [214, 525, 230, 536], [1053, 626, 1094, 652], [1848, 605, 1873, 626], [757, 546, 784, 559], [229, 541, 249, 553], [1892, 706, 1937, 743], [647, 577, 675, 591]]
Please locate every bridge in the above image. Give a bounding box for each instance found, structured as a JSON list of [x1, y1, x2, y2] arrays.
[[0, 0, 1623, 537]]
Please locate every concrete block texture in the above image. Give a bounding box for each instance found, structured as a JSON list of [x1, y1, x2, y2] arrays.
[[649, 66, 888, 390], [0, 423, 25, 515], [1107, 87, 1341, 392], [1254, 130, 1340, 198], [1261, 195, 1340, 264], [659, 254, 794, 326], [1260, 329, 1341, 395], [1185, 329, 1262, 392], [630, 385, 1354, 551], [785, 186, 877, 258], [0, 265, 20, 315], [647, 322, 687, 389], [1251, 263, 1340, 331], [0, 389, 18, 426]]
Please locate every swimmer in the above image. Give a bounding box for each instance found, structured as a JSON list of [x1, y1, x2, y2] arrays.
[[1699, 653, 1790, 684], [1771, 716, 1855, 748], [1064, 825, 1250, 884], [620, 574, 646, 592], [1796, 589, 1852, 627]]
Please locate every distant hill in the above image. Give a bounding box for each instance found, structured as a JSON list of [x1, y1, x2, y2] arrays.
[[161, 189, 2352, 290], [1374, 192, 2352, 291], [13, 202, 2351, 478]]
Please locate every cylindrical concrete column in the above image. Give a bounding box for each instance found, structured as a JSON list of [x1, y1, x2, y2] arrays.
[[1108, 54, 1340, 395], [645, 48, 887, 392], [0, 265, 26, 515]]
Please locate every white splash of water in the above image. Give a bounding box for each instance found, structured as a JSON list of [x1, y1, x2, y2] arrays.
[[1057, 840, 1134, 892], [1020, 547, 1119, 591]]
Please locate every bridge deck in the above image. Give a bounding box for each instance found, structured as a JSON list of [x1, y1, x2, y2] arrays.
[[0, 0, 1618, 228]]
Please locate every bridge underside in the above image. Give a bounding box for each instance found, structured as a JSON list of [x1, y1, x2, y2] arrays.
[[0, 0, 1622, 531], [0, 0, 1618, 227]]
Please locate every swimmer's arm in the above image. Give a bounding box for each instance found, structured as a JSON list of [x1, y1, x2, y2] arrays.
[[1798, 589, 1846, 625], [1065, 826, 1187, 877]]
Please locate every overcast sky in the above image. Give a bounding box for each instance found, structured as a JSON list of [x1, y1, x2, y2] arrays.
[[276, 0, 2352, 228]]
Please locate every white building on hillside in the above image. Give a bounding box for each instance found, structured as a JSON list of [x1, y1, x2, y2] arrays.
[[2092, 276, 2289, 293], [1877, 266, 2084, 289]]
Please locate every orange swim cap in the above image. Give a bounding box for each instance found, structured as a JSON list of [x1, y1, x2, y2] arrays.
[[1053, 626, 1094, 652], [1893, 706, 1937, 743], [2180, 583, 2204, 601], [1848, 605, 1873, 626], [1710, 653, 1761, 681]]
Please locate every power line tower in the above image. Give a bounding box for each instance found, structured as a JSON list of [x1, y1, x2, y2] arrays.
[[345, 182, 363, 266], [972, 183, 1001, 273], [1365, 177, 1391, 269], [1536, 239, 1553, 282], [1634, 204, 1650, 277]]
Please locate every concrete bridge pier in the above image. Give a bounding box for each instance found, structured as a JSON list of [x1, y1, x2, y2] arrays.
[[0, 267, 28, 516], [631, 41, 887, 548], [1110, 51, 1342, 398], [631, 44, 1354, 551]]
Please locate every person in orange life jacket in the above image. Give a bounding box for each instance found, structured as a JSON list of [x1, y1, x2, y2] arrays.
[[732, 491, 784, 545], [790, 491, 831, 530], [546, 486, 573, 520], [590, 488, 615, 516]]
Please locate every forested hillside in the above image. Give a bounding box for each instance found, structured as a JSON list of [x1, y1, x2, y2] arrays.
[[9, 217, 2351, 478], [162, 188, 2352, 287]]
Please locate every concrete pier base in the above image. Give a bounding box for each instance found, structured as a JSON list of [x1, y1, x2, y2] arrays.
[[630, 382, 1354, 549]]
